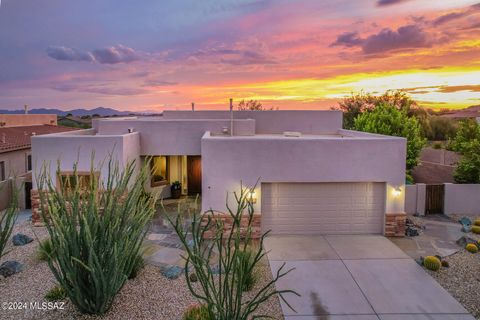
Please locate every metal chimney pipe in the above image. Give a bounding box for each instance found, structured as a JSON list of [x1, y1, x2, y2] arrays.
[[24, 104, 28, 114], [191, 102, 195, 111], [230, 98, 233, 136]]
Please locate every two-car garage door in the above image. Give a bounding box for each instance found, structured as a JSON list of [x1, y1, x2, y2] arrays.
[[261, 182, 385, 235]]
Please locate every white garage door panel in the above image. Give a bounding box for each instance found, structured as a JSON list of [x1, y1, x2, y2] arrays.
[[261, 182, 385, 235]]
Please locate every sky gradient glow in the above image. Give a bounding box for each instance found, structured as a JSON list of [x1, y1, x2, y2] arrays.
[[0, 0, 479, 111]]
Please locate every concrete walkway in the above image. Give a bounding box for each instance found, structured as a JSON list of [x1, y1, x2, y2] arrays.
[[266, 235, 474, 320]]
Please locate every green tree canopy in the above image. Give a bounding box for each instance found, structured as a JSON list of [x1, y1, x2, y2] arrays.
[[353, 103, 426, 170], [337, 90, 417, 129], [449, 119, 480, 153]]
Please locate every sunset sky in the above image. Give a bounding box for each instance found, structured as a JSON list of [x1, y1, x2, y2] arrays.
[[0, 0, 479, 111]]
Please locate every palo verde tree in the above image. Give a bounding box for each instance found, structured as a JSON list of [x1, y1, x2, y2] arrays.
[[37, 158, 156, 315], [354, 103, 426, 171]]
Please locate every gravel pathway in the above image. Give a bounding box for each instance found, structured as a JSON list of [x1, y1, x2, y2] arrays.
[[0, 221, 284, 320]]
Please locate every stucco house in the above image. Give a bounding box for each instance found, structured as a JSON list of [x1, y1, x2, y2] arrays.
[[31, 110, 407, 236]]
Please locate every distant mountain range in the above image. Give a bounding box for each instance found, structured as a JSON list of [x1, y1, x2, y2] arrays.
[[0, 107, 156, 117]]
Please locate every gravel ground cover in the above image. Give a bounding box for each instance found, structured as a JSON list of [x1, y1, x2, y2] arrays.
[[0, 221, 284, 320], [426, 249, 480, 320]]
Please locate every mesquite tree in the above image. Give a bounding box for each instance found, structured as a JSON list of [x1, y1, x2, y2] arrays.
[[169, 183, 298, 319], [37, 159, 155, 314]]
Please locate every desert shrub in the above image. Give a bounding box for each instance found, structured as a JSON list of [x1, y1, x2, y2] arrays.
[[45, 285, 66, 301], [169, 182, 298, 319], [472, 226, 480, 234], [441, 260, 449, 268], [423, 256, 441, 271], [449, 119, 480, 153], [236, 246, 258, 292], [0, 186, 18, 259], [466, 243, 478, 253], [183, 304, 213, 320], [432, 142, 442, 149], [454, 141, 480, 183], [37, 159, 156, 315], [426, 116, 457, 141], [37, 238, 55, 261]]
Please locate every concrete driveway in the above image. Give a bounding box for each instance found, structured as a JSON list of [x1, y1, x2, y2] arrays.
[[265, 235, 475, 320]]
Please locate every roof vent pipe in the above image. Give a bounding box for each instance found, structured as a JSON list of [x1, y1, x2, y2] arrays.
[[230, 98, 233, 136], [24, 104, 28, 114], [191, 102, 195, 111]]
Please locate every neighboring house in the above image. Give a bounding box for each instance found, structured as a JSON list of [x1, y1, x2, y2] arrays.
[[0, 114, 57, 127], [0, 122, 78, 210], [31, 111, 407, 236]]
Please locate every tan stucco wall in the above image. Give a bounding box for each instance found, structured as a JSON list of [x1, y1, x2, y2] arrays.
[[0, 149, 30, 178], [0, 114, 57, 127]]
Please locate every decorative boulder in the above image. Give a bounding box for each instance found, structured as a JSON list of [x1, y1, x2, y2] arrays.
[[12, 233, 33, 246], [461, 225, 472, 233], [0, 261, 24, 278]]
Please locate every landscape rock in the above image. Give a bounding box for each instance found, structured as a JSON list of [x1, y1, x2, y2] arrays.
[[12, 233, 34, 246], [458, 217, 472, 227], [406, 226, 419, 237], [0, 261, 24, 277], [160, 265, 183, 279], [461, 225, 472, 233], [456, 236, 477, 248]]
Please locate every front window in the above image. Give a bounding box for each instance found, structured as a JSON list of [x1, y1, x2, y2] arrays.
[[26, 154, 32, 171], [150, 156, 169, 187]]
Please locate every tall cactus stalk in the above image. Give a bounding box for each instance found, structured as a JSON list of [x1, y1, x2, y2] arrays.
[[169, 182, 299, 319], [37, 158, 155, 315], [0, 183, 18, 259]]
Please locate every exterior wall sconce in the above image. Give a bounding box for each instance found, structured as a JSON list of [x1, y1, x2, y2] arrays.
[[392, 187, 402, 197], [248, 191, 257, 204]]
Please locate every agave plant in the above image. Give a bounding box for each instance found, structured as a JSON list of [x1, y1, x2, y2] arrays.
[[37, 158, 156, 314], [169, 182, 298, 320], [0, 184, 18, 259]]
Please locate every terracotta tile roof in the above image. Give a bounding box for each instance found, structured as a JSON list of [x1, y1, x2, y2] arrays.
[[0, 125, 78, 153]]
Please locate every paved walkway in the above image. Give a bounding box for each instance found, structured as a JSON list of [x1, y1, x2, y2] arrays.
[[265, 235, 475, 320]]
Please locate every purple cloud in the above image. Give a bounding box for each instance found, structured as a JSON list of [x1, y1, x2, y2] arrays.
[[92, 45, 140, 64], [142, 80, 178, 87], [47, 45, 141, 64], [433, 3, 480, 26], [331, 24, 432, 55], [376, 0, 411, 7], [51, 83, 147, 96], [330, 32, 363, 47], [46, 46, 94, 62]]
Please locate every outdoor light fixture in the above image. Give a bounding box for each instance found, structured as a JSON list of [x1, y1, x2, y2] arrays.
[[248, 190, 257, 204], [392, 187, 402, 197]]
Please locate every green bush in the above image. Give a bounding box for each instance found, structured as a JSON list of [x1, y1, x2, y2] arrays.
[[0, 186, 18, 259], [423, 256, 441, 271], [183, 304, 213, 320], [449, 119, 480, 153], [45, 285, 66, 301], [454, 141, 480, 183], [169, 182, 298, 319], [37, 159, 156, 315], [432, 142, 442, 149], [37, 238, 55, 261]]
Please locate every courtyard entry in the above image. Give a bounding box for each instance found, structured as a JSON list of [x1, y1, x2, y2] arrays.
[[425, 184, 444, 214]]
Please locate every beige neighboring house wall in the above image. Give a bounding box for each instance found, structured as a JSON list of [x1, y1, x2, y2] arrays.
[[0, 114, 57, 127], [0, 148, 30, 178]]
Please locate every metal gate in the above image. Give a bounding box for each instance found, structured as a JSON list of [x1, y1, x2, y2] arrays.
[[425, 184, 444, 214]]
